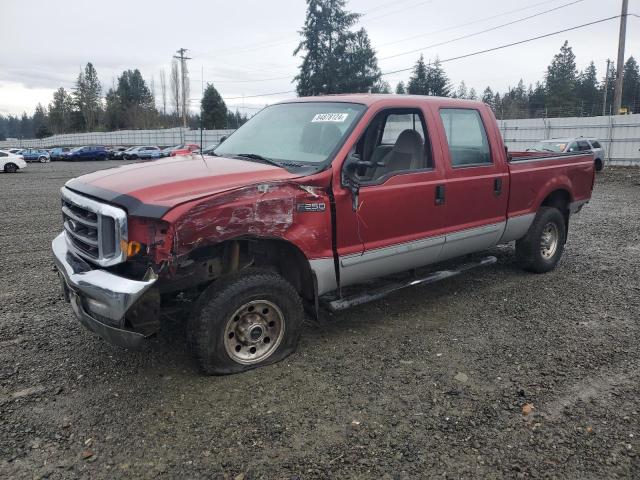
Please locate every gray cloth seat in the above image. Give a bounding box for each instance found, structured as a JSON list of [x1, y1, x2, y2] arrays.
[[372, 129, 425, 179]]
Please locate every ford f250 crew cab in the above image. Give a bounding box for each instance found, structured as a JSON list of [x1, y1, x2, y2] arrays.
[[52, 95, 595, 375]]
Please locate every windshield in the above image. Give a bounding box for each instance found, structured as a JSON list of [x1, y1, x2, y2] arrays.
[[214, 102, 365, 165], [527, 142, 567, 153], [70, 147, 83, 152]]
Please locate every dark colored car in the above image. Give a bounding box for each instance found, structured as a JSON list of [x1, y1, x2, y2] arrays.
[[64, 146, 108, 161], [108, 147, 128, 159], [50, 147, 72, 161]]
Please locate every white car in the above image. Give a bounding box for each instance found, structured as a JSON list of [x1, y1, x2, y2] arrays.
[[0, 149, 27, 173]]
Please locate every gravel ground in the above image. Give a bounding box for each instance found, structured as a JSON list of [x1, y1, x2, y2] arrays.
[[0, 161, 639, 479]]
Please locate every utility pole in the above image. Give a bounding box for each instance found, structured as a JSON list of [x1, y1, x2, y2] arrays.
[[173, 48, 191, 128], [603, 59, 611, 116], [613, 0, 628, 115]]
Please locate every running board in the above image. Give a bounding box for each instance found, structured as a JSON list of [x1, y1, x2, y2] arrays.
[[324, 256, 497, 312]]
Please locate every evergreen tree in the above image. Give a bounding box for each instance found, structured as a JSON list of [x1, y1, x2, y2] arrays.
[[73, 62, 102, 131], [528, 82, 546, 117], [576, 61, 599, 116], [106, 69, 157, 129], [370, 80, 390, 94], [295, 0, 381, 95], [426, 58, 451, 97], [48, 88, 74, 134], [395, 81, 406, 94], [454, 81, 468, 99], [545, 41, 578, 116], [468, 87, 477, 100], [407, 55, 429, 95], [622, 56, 640, 112], [32, 103, 50, 138], [339, 28, 382, 92], [482, 86, 494, 108], [201, 83, 227, 129]]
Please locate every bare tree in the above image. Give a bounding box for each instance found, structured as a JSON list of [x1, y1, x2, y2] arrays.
[[170, 59, 181, 120], [182, 61, 190, 121], [159, 68, 167, 116]]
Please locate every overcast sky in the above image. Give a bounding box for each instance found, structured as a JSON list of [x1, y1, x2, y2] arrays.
[[1, 0, 638, 116]]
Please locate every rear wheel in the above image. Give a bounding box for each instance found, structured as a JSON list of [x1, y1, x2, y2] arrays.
[[39, 156, 48, 163], [4, 163, 18, 173], [595, 158, 603, 172], [516, 207, 566, 273], [188, 269, 303, 375]]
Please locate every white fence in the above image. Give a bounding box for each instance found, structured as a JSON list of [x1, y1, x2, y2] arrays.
[[3, 114, 639, 166], [499, 114, 640, 166], [0, 127, 234, 149]]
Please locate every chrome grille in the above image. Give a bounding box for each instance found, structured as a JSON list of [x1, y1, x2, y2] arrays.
[[60, 187, 128, 267]]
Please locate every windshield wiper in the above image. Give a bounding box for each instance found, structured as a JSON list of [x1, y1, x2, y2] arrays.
[[233, 153, 285, 168]]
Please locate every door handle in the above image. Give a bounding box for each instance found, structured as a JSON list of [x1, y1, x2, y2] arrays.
[[435, 184, 446, 205], [494, 178, 502, 196]]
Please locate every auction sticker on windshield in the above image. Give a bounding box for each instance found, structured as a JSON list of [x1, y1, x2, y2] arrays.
[[311, 113, 349, 122]]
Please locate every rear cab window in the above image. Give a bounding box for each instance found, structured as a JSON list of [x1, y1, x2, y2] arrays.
[[439, 108, 491, 167]]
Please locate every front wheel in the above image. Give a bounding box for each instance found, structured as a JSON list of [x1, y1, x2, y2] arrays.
[[4, 163, 18, 173], [188, 269, 304, 375], [516, 207, 566, 273], [39, 156, 48, 163]]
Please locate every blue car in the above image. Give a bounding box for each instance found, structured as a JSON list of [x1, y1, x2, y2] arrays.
[[49, 147, 71, 161], [124, 146, 161, 160], [64, 146, 108, 161], [21, 149, 50, 163]]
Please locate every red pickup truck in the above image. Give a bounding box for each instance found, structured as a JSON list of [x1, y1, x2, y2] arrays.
[[52, 95, 594, 375]]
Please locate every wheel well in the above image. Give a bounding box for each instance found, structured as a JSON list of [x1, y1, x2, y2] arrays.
[[180, 238, 315, 302], [541, 189, 571, 227]]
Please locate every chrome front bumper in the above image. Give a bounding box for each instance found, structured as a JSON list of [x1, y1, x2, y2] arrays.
[[52, 232, 157, 349]]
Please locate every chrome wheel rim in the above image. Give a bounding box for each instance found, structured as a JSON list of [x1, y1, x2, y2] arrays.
[[540, 222, 559, 259], [223, 300, 285, 365]]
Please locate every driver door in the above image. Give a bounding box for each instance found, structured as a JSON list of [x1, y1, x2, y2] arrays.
[[333, 106, 446, 287]]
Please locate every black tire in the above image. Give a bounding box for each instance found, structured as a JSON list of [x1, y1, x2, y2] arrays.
[[188, 269, 304, 375], [595, 158, 603, 172], [516, 206, 566, 273], [4, 163, 18, 173], [39, 156, 48, 163]]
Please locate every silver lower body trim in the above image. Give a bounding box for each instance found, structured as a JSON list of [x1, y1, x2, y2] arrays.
[[499, 213, 536, 243]]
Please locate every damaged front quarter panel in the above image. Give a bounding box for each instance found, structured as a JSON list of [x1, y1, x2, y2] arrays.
[[156, 181, 334, 276]]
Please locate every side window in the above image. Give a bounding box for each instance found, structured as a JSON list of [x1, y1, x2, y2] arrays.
[[354, 108, 432, 183], [577, 140, 591, 151], [0, 152, 7, 157], [567, 142, 578, 152], [439, 109, 491, 167], [590, 140, 601, 149], [381, 113, 425, 145]]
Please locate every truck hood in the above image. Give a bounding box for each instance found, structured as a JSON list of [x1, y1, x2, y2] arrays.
[[65, 155, 301, 218]]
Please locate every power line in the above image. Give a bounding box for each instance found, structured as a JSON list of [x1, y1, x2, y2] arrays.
[[377, 0, 568, 48], [381, 15, 622, 77], [379, 0, 586, 61]]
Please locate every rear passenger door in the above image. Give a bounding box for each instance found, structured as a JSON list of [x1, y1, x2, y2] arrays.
[[436, 107, 509, 261]]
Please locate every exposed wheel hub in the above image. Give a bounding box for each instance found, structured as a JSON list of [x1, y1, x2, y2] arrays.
[[540, 222, 559, 259], [224, 300, 285, 364]]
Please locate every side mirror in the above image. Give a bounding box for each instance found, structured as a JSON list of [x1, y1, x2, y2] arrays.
[[219, 136, 227, 144]]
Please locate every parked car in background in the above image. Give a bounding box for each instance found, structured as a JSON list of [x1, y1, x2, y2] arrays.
[[64, 146, 108, 161], [201, 143, 219, 155], [8, 148, 23, 155], [50, 147, 72, 161], [107, 146, 128, 159], [526, 137, 605, 171], [161, 145, 181, 157], [20, 148, 50, 163], [0, 149, 27, 173], [124, 146, 161, 160], [112, 146, 135, 159], [170, 143, 200, 156]]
